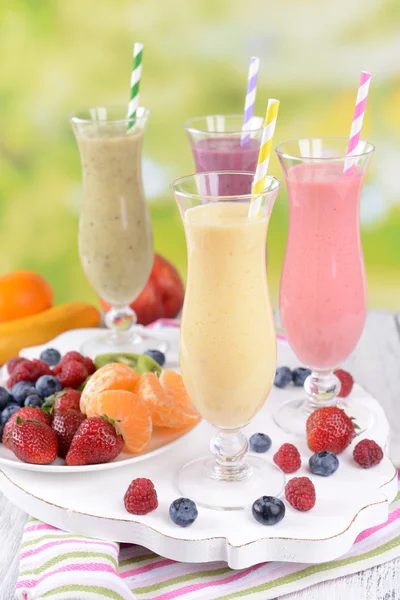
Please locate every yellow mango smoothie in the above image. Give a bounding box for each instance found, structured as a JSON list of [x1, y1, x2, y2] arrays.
[[180, 202, 276, 429]]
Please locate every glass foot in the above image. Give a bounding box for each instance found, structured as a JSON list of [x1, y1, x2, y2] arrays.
[[274, 397, 373, 437], [176, 456, 285, 510], [80, 330, 168, 358]]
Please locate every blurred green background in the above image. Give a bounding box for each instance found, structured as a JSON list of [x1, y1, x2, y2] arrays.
[[0, 0, 399, 309]]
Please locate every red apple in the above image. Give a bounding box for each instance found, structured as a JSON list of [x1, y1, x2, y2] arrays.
[[100, 253, 185, 325]]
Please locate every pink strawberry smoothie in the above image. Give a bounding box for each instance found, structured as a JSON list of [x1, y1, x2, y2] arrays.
[[280, 162, 367, 370]]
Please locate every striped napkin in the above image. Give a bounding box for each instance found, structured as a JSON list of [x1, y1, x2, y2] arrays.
[[16, 480, 400, 600]]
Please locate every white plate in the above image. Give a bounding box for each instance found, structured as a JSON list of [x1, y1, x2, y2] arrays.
[[0, 326, 199, 473]]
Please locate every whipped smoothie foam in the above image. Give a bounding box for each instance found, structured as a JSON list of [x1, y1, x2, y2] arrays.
[[75, 126, 153, 307], [180, 202, 276, 429]]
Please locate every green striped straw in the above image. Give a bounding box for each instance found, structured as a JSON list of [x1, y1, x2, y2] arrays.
[[127, 42, 144, 130]]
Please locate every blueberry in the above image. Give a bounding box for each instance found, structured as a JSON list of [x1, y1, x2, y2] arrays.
[[252, 496, 286, 525], [35, 375, 62, 399], [0, 387, 12, 411], [292, 367, 311, 387], [24, 395, 43, 408], [309, 451, 339, 477], [40, 348, 61, 366], [0, 423, 3, 441], [144, 350, 165, 367], [169, 498, 198, 527], [249, 433, 272, 453], [1, 403, 20, 425], [10, 381, 37, 406], [274, 367, 292, 389]]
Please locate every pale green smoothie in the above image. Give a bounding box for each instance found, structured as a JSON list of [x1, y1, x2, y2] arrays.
[[75, 126, 153, 307]]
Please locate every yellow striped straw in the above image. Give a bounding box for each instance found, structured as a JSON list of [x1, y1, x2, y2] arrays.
[[248, 98, 280, 217]]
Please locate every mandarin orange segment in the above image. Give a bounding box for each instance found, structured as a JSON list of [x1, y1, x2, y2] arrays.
[[80, 363, 139, 415], [160, 370, 200, 416], [94, 389, 152, 454], [137, 371, 200, 429]]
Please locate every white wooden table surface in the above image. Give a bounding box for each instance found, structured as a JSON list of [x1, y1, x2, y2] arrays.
[[1, 311, 399, 600]]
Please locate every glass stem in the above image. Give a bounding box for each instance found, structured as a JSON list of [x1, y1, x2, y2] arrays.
[[303, 370, 340, 415], [104, 305, 137, 346], [209, 429, 251, 482]]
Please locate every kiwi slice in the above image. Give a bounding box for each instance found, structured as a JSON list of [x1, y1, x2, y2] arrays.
[[94, 352, 140, 370], [135, 354, 162, 377]]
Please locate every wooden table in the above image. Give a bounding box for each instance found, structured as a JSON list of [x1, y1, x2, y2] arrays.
[[1, 311, 400, 600]]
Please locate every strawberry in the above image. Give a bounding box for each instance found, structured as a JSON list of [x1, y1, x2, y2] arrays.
[[46, 389, 82, 414], [2, 407, 51, 450], [306, 406, 356, 454], [57, 360, 88, 388], [10, 418, 58, 464], [52, 410, 86, 458], [334, 369, 354, 398], [66, 416, 124, 466]]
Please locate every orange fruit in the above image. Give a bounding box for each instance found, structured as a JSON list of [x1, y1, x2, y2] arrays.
[[81, 363, 139, 415], [137, 371, 200, 429], [0, 270, 53, 322], [93, 390, 152, 453]]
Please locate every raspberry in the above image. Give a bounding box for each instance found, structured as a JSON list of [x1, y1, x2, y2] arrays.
[[7, 359, 51, 387], [52, 363, 62, 375], [273, 443, 301, 473], [6, 357, 27, 375], [335, 369, 354, 398], [63, 351, 85, 364], [285, 477, 316, 511], [353, 439, 383, 468], [83, 357, 96, 375], [57, 360, 88, 388], [124, 478, 158, 515]]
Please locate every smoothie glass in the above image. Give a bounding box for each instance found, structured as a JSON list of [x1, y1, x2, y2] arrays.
[[274, 138, 375, 436], [184, 115, 263, 196], [70, 106, 164, 355], [171, 171, 283, 510]]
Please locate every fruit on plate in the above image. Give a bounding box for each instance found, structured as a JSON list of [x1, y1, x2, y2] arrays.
[[309, 451, 339, 476], [10, 417, 58, 465], [66, 416, 124, 466], [94, 352, 140, 370], [0, 303, 100, 365], [0, 270, 53, 323], [10, 381, 38, 406], [249, 432, 272, 453], [36, 375, 63, 399], [273, 443, 301, 473], [169, 498, 198, 527], [285, 477, 316, 511], [45, 389, 82, 414], [80, 363, 139, 415], [100, 253, 185, 325], [137, 371, 200, 428], [52, 410, 86, 458], [124, 478, 158, 515], [93, 352, 161, 376], [306, 406, 356, 454], [0, 388, 12, 411], [40, 348, 61, 366], [144, 350, 166, 367], [334, 369, 354, 398], [252, 496, 286, 525], [8, 359, 51, 387], [353, 439, 383, 468], [89, 390, 152, 453], [2, 406, 51, 449]]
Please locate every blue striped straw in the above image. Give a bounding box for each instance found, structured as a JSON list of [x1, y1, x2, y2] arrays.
[[240, 56, 260, 146]]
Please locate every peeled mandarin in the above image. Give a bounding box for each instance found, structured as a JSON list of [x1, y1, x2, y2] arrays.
[[137, 371, 200, 429], [80, 363, 139, 415], [93, 389, 152, 454]]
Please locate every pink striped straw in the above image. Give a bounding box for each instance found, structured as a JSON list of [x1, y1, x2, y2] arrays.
[[344, 70, 371, 174]]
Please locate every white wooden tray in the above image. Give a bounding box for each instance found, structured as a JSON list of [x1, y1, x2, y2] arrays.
[[0, 328, 397, 568]]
